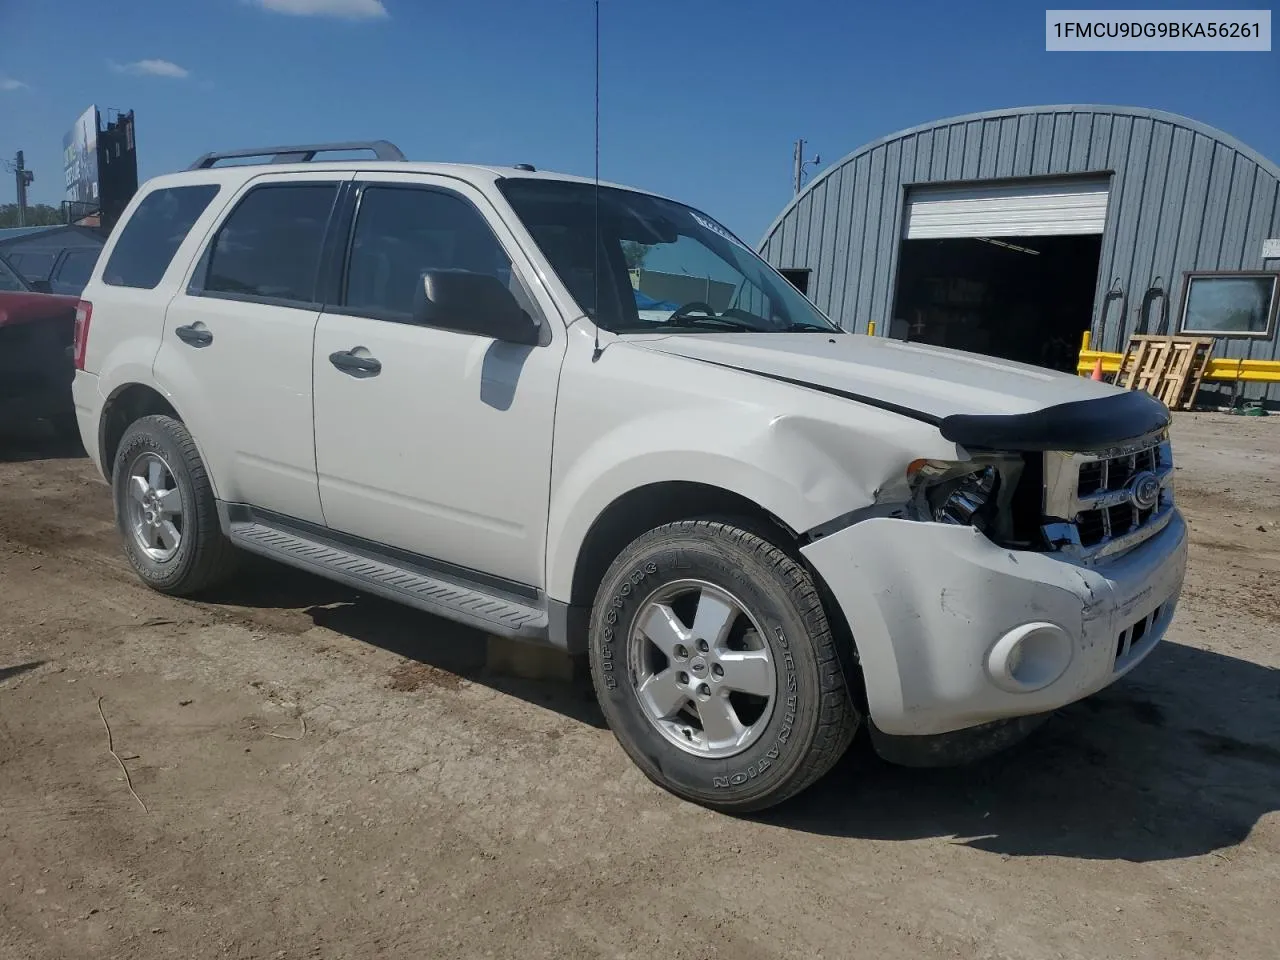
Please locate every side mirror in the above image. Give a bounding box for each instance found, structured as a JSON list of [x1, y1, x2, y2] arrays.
[[29, 279, 53, 294], [411, 269, 541, 346]]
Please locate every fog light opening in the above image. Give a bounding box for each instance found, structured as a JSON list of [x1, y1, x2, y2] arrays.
[[987, 622, 1073, 694]]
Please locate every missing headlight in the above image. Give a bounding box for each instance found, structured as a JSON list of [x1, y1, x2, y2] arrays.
[[905, 456, 1027, 541], [931, 466, 998, 526]]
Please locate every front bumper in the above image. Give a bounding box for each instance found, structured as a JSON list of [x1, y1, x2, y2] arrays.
[[801, 511, 1188, 737]]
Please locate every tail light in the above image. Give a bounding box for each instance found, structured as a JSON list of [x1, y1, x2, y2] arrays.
[[73, 300, 92, 371]]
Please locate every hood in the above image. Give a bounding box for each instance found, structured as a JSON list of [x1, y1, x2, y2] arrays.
[[0, 291, 80, 329], [624, 331, 1122, 421]]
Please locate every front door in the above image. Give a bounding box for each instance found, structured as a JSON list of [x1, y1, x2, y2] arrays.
[[311, 174, 565, 589]]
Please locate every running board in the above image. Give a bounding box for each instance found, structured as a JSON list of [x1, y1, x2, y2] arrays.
[[223, 514, 549, 641]]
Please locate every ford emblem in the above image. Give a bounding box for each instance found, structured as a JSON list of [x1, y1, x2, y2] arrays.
[[1129, 471, 1161, 511]]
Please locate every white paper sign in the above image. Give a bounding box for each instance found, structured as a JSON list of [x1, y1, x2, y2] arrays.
[[1262, 238, 1280, 260]]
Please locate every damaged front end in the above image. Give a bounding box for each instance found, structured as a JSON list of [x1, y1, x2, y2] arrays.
[[861, 419, 1175, 569]]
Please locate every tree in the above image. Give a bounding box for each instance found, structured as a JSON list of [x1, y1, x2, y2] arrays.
[[0, 203, 65, 228], [621, 240, 650, 271]]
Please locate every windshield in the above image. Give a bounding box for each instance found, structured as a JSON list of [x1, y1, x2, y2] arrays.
[[498, 178, 839, 335]]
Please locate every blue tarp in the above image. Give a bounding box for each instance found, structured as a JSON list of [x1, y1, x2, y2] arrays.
[[634, 290, 680, 311]]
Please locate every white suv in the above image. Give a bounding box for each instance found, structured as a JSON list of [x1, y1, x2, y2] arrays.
[[71, 141, 1188, 811]]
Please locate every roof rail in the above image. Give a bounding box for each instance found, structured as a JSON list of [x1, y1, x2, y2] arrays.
[[186, 140, 406, 170]]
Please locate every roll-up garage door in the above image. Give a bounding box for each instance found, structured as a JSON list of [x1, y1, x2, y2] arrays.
[[903, 178, 1111, 239]]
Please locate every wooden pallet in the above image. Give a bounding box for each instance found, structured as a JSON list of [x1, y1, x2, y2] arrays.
[[1115, 335, 1214, 411]]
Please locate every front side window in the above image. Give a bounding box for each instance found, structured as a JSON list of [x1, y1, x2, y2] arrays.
[[104, 184, 221, 289], [1179, 272, 1278, 338], [343, 185, 515, 321], [203, 183, 338, 304], [498, 178, 838, 334]]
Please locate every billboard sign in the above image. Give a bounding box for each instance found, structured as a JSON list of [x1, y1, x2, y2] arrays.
[[63, 105, 100, 204]]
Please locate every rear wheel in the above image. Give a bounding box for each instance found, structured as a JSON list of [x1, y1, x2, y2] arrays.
[[112, 415, 238, 596], [588, 519, 858, 812]]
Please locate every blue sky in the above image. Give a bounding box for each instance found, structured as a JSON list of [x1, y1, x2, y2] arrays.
[[1, 0, 1276, 242]]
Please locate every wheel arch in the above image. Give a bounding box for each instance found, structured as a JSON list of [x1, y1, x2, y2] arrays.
[[554, 478, 866, 707], [96, 383, 224, 498], [565, 480, 799, 611]]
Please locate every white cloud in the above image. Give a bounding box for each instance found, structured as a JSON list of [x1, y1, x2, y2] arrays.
[[253, 0, 388, 19], [0, 77, 28, 91], [110, 59, 191, 79]]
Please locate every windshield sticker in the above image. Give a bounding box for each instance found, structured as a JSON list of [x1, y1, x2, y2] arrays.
[[690, 211, 747, 250]]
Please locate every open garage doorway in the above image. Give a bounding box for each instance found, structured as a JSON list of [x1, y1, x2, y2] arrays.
[[892, 234, 1103, 372], [890, 178, 1109, 373]]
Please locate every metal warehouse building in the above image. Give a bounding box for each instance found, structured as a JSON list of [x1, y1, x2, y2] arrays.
[[760, 104, 1280, 400]]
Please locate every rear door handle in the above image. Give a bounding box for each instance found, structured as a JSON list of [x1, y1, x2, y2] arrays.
[[328, 349, 382, 376], [175, 324, 213, 347]]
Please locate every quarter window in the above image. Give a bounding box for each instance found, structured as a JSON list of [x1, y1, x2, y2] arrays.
[[103, 184, 221, 289], [203, 183, 338, 304], [343, 186, 515, 322]]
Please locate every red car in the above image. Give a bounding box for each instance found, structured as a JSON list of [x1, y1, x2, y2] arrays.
[[0, 251, 81, 439]]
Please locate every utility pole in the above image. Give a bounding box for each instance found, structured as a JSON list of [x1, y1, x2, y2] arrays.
[[792, 139, 821, 195], [14, 151, 34, 227]]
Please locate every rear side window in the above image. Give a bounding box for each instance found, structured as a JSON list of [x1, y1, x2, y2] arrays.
[[201, 183, 338, 305], [103, 184, 221, 289]]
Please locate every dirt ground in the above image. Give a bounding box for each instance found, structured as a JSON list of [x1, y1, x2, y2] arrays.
[[1, 413, 1278, 960]]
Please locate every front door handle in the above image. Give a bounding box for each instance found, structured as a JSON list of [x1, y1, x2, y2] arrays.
[[175, 324, 213, 347], [328, 349, 382, 376]]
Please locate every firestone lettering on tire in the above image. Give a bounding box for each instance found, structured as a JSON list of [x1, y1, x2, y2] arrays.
[[598, 560, 659, 690]]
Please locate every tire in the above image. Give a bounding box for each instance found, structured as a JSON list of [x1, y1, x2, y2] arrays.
[[588, 519, 859, 812], [112, 414, 238, 596]]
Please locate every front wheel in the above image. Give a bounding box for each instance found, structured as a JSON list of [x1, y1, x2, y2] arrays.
[[588, 519, 859, 812]]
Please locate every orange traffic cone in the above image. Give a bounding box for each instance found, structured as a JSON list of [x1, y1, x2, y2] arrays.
[[1091, 357, 1104, 381]]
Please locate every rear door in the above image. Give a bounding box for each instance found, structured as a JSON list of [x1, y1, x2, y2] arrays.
[[153, 172, 354, 523]]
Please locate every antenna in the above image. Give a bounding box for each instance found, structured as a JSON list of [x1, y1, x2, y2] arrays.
[[591, 0, 604, 362]]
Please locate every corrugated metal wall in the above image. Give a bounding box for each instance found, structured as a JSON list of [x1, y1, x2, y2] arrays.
[[759, 105, 1280, 399]]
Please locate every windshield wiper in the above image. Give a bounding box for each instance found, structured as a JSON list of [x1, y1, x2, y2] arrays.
[[665, 315, 760, 332], [774, 323, 842, 333]]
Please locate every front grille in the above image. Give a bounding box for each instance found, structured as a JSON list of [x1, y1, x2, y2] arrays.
[[1041, 431, 1174, 561], [1077, 499, 1154, 547], [1076, 445, 1159, 497]]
